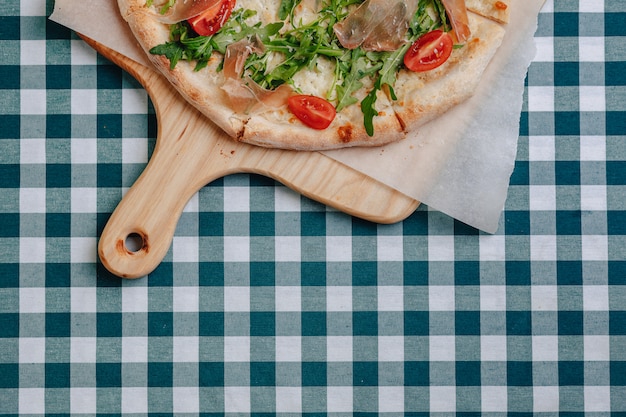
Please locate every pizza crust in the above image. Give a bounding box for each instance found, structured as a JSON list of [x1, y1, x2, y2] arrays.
[[118, 0, 508, 150], [122, 9, 244, 137], [466, 0, 510, 24], [242, 88, 406, 150], [393, 13, 505, 132]]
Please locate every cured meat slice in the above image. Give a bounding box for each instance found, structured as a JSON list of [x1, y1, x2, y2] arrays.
[[152, 0, 222, 23], [333, 0, 419, 51], [441, 0, 471, 42]]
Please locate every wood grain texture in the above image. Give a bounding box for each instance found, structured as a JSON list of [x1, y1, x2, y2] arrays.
[[82, 36, 419, 278]]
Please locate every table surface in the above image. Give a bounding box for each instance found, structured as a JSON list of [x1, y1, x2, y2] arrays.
[[2, 0, 625, 414]]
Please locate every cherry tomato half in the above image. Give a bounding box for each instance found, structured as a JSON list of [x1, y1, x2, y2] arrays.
[[288, 95, 336, 130], [188, 0, 235, 37], [404, 30, 454, 72]]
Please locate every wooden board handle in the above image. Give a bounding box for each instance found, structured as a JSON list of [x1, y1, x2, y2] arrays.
[[96, 50, 246, 278], [98, 124, 230, 278]]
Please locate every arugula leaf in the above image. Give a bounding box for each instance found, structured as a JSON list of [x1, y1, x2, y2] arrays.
[[144, 0, 175, 14], [150, 41, 185, 69], [159, 0, 176, 15], [409, 0, 449, 38], [278, 0, 302, 21], [150, 9, 283, 71], [336, 48, 381, 112], [377, 44, 409, 93], [361, 79, 380, 137]]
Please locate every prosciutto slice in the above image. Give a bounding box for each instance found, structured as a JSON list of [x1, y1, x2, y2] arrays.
[[152, 0, 222, 24], [333, 0, 419, 51], [441, 0, 471, 42], [221, 37, 293, 114]]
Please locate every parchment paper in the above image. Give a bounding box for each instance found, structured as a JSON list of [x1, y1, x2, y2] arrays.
[[50, 0, 545, 233]]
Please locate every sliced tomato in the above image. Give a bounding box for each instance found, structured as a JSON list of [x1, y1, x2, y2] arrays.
[[188, 0, 235, 37], [288, 95, 336, 130], [404, 30, 454, 72]]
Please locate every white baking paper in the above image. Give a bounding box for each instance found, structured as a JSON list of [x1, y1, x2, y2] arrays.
[[50, 0, 151, 67], [50, 0, 545, 233]]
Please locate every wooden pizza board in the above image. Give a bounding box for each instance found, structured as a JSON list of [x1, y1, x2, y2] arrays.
[[83, 36, 420, 279]]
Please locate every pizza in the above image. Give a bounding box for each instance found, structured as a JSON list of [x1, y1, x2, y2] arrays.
[[118, 0, 509, 150]]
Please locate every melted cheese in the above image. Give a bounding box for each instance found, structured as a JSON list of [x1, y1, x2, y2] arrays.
[[236, 0, 279, 24], [291, 57, 336, 98]]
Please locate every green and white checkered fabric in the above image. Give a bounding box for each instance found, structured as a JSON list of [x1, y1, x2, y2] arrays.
[[1, 0, 625, 414]]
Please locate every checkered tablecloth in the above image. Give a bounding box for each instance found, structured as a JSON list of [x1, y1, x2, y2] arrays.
[[1, 0, 625, 414]]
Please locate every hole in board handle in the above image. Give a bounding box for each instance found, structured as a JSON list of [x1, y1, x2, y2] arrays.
[[125, 233, 144, 253]]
